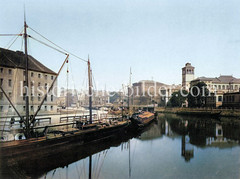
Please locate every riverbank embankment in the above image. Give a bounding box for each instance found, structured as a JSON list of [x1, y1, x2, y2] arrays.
[[155, 107, 240, 118]]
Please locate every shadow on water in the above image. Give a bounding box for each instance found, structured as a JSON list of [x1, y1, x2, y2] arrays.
[[0, 126, 144, 179], [1, 114, 240, 178]]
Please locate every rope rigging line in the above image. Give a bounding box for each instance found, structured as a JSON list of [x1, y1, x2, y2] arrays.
[[66, 59, 69, 117], [28, 26, 88, 63], [69, 59, 79, 118], [96, 150, 108, 179], [81, 66, 88, 91], [0, 34, 22, 36], [29, 35, 68, 55], [27, 36, 35, 116], [2, 53, 18, 68], [2, 27, 23, 49], [0, 59, 23, 132], [93, 153, 101, 178], [6, 37, 18, 49], [6, 31, 23, 49], [21, 33, 24, 51], [92, 71, 97, 92], [31, 54, 70, 123], [1, 32, 31, 127]]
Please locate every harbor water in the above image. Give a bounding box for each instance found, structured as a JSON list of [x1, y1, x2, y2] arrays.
[[1, 113, 240, 179]]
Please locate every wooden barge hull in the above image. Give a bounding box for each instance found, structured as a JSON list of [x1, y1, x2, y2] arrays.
[[130, 115, 155, 128], [0, 121, 130, 165], [0, 122, 141, 178]]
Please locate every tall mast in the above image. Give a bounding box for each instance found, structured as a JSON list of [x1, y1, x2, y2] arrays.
[[88, 56, 93, 124], [121, 84, 124, 121], [128, 67, 132, 112], [24, 11, 30, 137], [88, 57, 93, 179]]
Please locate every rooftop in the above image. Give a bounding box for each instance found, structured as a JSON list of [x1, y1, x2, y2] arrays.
[[182, 62, 194, 69], [193, 75, 240, 84], [133, 80, 168, 87], [223, 91, 240, 95], [0, 48, 57, 75]]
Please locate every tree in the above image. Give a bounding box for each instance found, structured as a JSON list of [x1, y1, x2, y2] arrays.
[[168, 90, 188, 107], [109, 92, 120, 104], [187, 82, 209, 107]]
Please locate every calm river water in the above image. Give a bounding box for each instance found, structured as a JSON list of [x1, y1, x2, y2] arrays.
[[2, 113, 240, 179]]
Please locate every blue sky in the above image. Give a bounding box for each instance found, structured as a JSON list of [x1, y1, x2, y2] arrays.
[[1, 0, 240, 91]]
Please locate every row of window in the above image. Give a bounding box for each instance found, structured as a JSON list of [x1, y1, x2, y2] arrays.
[[206, 95, 223, 103], [0, 67, 54, 80], [0, 79, 53, 89], [212, 84, 239, 90], [0, 68, 12, 75], [26, 71, 54, 80], [182, 69, 194, 75], [23, 94, 54, 102], [0, 92, 12, 100], [22, 81, 51, 90], [223, 96, 236, 103], [0, 105, 54, 112], [0, 78, 12, 87], [23, 105, 54, 111], [30, 82, 50, 89], [186, 69, 194, 74], [1, 92, 54, 102]]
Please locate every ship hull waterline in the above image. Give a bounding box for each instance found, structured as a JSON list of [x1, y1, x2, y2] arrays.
[[0, 121, 132, 165]]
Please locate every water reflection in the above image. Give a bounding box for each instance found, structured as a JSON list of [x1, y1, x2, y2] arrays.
[[182, 135, 194, 162], [1, 114, 240, 179], [158, 114, 240, 162]]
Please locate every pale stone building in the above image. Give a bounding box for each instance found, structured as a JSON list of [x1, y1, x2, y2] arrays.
[[78, 90, 110, 106], [0, 48, 58, 116], [181, 62, 240, 107], [191, 75, 240, 107], [182, 63, 195, 90], [131, 80, 181, 106], [57, 88, 79, 108]]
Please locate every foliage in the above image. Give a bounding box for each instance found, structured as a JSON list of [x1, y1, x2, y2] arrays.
[[109, 92, 120, 103], [187, 82, 209, 107], [167, 90, 188, 107]]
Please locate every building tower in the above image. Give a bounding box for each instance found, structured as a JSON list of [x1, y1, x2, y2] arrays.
[[182, 63, 195, 90]]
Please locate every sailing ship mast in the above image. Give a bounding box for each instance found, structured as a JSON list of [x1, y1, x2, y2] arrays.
[[23, 12, 30, 138], [88, 56, 93, 179], [88, 56, 92, 124], [1, 10, 95, 140], [21, 12, 70, 138], [128, 67, 132, 115]]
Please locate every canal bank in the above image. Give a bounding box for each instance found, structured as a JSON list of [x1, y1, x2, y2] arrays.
[[155, 107, 240, 118]]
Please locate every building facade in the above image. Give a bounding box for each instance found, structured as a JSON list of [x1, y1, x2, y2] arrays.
[[191, 75, 240, 107], [222, 91, 240, 108], [0, 48, 58, 116], [205, 93, 216, 108], [131, 80, 180, 106], [78, 90, 110, 107], [57, 88, 79, 108], [182, 63, 195, 90]]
